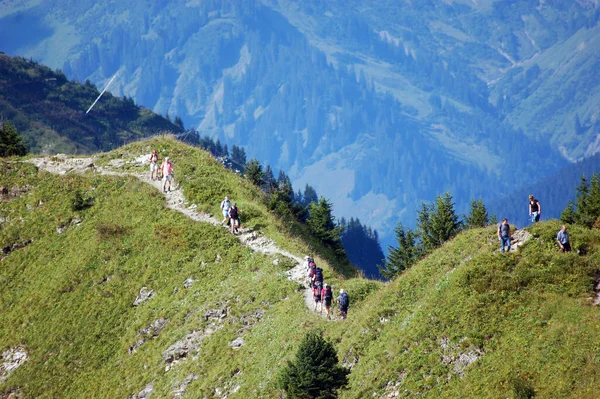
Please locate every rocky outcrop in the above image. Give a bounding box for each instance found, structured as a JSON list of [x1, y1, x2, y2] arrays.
[[133, 287, 154, 306], [128, 319, 169, 354], [171, 374, 198, 398], [0, 346, 28, 384], [439, 337, 484, 379], [162, 323, 223, 365], [129, 383, 153, 399], [1, 239, 33, 260]]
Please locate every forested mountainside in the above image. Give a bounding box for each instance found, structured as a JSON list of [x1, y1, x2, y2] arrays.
[[0, 54, 182, 154], [2, 138, 600, 398], [1, 0, 598, 244]]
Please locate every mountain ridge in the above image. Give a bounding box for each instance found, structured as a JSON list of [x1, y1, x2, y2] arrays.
[[2, 137, 600, 398]]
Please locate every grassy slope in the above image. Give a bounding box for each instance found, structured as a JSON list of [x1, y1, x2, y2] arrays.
[[2, 138, 600, 398]]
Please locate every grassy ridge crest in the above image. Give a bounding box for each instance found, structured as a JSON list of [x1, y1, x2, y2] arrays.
[[1, 138, 599, 398]]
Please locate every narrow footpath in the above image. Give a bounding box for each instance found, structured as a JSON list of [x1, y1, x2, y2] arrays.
[[27, 155, 322, 315]]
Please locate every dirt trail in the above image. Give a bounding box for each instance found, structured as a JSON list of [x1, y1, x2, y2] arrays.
[[27, 155, 321, 314]]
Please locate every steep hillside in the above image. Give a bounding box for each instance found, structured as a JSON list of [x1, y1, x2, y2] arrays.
[[4, 0, 596, 246], [0, 54, 183, 154], [2, 138, 600, 398]]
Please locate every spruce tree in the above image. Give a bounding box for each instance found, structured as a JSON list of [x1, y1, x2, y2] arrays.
[[464, 199, 488, 229], [277, 329, 349, 399], [0, 121, 28, 157], [244, 159, 264, 187], [560, 200, 577, 224], [430, 192, 462, 247], [307, 197, 344, 253], [379, 222, 420, 279], [417, 192, 462, 252]]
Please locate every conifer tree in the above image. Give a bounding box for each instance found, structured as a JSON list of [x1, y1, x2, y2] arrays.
[[263, 165, 277, 194], [307, 197, 344, 253], [244, 159, 264, 187], [464, 199, 489, 229], [417, 192, 462, 252], [560, 200, 577, 224], [379, 222, 420, 279], [277, 329, 349, 399], [0, 121, 28, 157], [569, 173, 600, 227]]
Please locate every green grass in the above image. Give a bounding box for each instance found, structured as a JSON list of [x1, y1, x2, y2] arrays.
[[2, 139, 600, 398]]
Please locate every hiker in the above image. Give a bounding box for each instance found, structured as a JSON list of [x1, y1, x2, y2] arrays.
[[337, 289, 349, 320], [312, 266, 324, 289], [307, 262, 317, 288], [313, 280, 323, 312], [498, 218, 511, 252], [228, 202, 240, 234], [322, 283, 333, 320], [161, 156, 174, 193], [528, 194, 541, 223], [148, 150, 159, 181], [557, 225, 571, 252], [304, 256, 314, 272], [220, 196, 231, 226]]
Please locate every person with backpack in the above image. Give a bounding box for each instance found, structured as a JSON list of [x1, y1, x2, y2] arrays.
[[322, 283, 333, 320], [313, 280, 323, 313], [148, 150, 159, 181], [498, 218, 511, 252], [337, 289, 349, 319], [220, 195, 231, 226], [312, 267, 324, 289], [228, 202, 240, 234], [528, 194, 541, 223], [160, 156, 174, 193], [307, 262, 317, 288]]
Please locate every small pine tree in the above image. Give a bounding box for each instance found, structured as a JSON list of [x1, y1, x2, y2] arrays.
[[569, 173, 600, 228], [464, 199, 489, 229], [489, 213, 498, 225], [277, 329, 349, 399], [0, 121, 28, 157], [244, 159, 264, 187], [560, 200, 577, 224], [379, 222, 420, 279]]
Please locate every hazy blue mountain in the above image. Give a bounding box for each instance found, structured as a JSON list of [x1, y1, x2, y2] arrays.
[[1, 0, 598, 245]]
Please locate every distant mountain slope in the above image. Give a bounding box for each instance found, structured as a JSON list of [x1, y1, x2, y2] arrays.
[[1, 0, 596, 245], [1, 138, 599, 398], [0, 54, 182, 154]]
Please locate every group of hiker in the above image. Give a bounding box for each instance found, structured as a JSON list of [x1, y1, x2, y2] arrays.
[[497, 194, 571, 253], [148, 150, 174, 193], [306, 256, 349, 320], [220, 195, 241, 235]]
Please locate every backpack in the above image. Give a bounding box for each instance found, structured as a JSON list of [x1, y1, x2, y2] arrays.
[[315, 268, 323, 282], [324, 288, 333, 301], [340, 292, 349, 308], [313, 282, 323, 299], [229, 207, 238, 219], [308, 264, 316, 278]]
